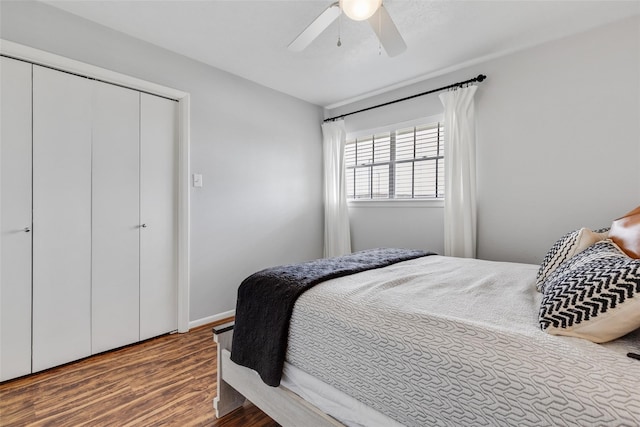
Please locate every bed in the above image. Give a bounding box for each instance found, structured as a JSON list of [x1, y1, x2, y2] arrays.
[[213, 244, 640, 426]]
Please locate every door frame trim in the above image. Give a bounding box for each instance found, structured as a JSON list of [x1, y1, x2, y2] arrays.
[[1, 39, 191, 333]]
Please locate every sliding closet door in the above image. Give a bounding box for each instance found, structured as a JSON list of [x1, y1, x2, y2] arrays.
[[140, 93, 178, 340], [32, 65, 92, 372], [91, 81, 141, 354], [0, 57, 33, 381]]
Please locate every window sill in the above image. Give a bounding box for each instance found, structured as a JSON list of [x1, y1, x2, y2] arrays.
[[347, 199, 444, 208]]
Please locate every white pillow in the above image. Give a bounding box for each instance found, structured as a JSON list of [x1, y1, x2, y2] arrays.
[[536, 227, 608, 292], [539, 239, 640, 343]]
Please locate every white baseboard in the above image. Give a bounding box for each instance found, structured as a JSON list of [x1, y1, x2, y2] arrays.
[[189, 309, 235, 329]]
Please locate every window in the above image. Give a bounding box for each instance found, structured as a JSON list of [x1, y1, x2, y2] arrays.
[[345, 120, 444, 200]]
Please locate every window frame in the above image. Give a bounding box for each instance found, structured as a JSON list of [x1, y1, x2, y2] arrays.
[[345, 115, 445, 207]]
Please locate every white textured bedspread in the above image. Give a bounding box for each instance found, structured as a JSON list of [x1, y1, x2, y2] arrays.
[[286, 255, 640, 426]]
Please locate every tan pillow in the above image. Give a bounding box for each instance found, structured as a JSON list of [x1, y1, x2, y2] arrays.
[[575, 228, 609, 252], [609, 205, 640, 258]]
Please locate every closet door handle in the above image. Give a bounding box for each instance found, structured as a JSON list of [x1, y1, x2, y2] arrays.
[[24, 227, 31, 233], [140, 224, 147, 228]]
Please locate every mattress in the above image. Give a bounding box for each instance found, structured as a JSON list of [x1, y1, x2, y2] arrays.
[[284, 255, 640, 426], [281, 362, 403, 427]]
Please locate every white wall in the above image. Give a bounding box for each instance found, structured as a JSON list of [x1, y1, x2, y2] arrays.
[[349, 202, 444, 254], [328, 15, 640, 264], [0, 1, 324, 323]]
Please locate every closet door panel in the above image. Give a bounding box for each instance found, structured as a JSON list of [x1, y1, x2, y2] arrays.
[[32, 65, 92, 372], [140, 94, 178, 340], [91, 82, 140, 354], [0, 57, 33, 381]]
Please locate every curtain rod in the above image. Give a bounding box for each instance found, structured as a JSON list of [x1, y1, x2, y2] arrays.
[[323, 74, 487, 123]]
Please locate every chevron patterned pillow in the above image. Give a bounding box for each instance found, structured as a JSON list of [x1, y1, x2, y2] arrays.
[[539, 239, 640, 343], [536, 228, 608, 292]]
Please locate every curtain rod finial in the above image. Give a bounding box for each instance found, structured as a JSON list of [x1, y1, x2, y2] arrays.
[[477, 74, 486, 82]]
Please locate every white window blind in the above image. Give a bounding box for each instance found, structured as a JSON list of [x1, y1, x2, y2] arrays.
[[345, 121, 444, 200]]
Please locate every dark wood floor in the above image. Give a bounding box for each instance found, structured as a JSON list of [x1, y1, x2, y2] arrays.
[[0, 320, 279, 426]]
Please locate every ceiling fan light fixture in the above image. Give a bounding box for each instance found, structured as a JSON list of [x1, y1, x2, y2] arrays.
[[339, 0, 382, 21]]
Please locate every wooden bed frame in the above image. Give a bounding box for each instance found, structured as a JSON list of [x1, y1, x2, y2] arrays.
[[213, 322, 344, 427]]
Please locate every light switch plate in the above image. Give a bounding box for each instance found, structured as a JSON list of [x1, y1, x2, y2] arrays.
[[193, 173, 203, 188]]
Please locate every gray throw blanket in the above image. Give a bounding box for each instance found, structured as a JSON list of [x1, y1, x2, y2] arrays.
[[230, 248, 433, 386]]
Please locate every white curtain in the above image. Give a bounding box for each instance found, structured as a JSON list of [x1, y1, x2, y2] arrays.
[[439, 86, 477, 258], [321, 120, 351, 258]]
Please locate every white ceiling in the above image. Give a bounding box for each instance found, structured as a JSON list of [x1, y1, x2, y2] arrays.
[[42, 0, 640, 107]]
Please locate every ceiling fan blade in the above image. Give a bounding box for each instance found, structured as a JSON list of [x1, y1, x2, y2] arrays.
[[288, 2, 341, 52], [367, 5, 407, 57]]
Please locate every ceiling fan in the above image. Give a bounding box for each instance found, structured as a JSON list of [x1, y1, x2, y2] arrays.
[[288, 0, 407, 57]]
